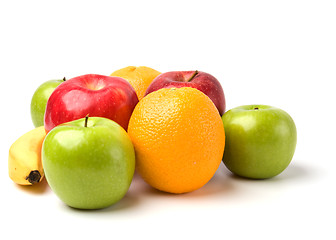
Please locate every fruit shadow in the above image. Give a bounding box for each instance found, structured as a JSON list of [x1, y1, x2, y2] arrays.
[[183, 165, 235, 198], [130, 161, 316, 199], [67, 161, 317, 213], [60, 190, 140, 214], [276, 162, 317, 181], [65, 192, 141, 213], [14, 178, 50, 194], [61, 167, 234, 213], [131, 164, 235, 199], [227, 161, 316, 183]]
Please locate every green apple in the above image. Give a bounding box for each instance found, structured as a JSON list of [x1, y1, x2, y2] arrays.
[[42, 116, 135, 209], [222, 105, 297, 179], [30, 78, 65, 127]]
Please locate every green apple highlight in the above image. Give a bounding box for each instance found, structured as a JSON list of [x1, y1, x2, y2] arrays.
[[42, 116, 135, 209], [30, 78, 65, 127], [222, 105, 297, 179]]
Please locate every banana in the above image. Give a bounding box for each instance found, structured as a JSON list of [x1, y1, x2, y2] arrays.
[[8, 126, 46, 185]]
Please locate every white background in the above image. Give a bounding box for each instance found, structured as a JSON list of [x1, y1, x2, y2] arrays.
[[1, 0, 335, 239]]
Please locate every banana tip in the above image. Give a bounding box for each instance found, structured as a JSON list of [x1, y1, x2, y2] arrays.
[[26, 170, 41, 184]]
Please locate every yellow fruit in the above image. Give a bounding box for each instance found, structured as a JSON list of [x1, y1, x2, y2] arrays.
[[8, 126, 46, 185], [111, 66, 161, 100], [128, 87, 225, 194]]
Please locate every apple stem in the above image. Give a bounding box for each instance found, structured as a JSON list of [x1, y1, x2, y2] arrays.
[[254, 107, 259, 110], [63, 77, 66, 81], [84, 114, 89, 127], [187, 70, 199, 82]]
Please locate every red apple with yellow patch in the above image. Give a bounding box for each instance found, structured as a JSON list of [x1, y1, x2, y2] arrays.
[[44, 74, 138, 132]]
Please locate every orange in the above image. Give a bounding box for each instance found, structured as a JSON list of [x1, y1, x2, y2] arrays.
[[127, 87, 225, 194], [110, 66, 161, 100]]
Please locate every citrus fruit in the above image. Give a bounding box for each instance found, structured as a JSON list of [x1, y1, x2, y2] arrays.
[[110, 66, 161, 100], [127, 87, 225, 194]]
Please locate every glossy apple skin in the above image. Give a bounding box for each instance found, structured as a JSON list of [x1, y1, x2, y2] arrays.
[[145, 71, 225, 115], [222, 105, 297, 179], [31, 79, 64, 127], [44, 74, 138, 132], [42, 117, 135, 209]]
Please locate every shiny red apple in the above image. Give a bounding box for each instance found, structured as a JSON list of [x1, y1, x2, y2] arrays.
[[44, 74, 139, 132], [145, 70, 225, 115]]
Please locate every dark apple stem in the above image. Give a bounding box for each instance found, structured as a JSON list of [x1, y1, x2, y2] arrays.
[[254, 107, 259, 110], [63, 77, 66, 81], [84, 114, 89, 127], [187, 70, 199, 82]]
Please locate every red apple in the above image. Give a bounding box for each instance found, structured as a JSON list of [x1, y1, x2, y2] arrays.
[[145, 70, 225, 115], [44, 74, 139, 132]]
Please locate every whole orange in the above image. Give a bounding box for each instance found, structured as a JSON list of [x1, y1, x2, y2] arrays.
[[127, 87, 225, 194], [110, 66, 161, 100]]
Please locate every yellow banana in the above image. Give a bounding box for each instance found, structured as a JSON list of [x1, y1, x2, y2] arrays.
[[8, 126, 46, 185]]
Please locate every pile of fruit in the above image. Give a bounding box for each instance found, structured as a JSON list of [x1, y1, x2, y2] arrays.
[[8, 66, 297, 210]]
